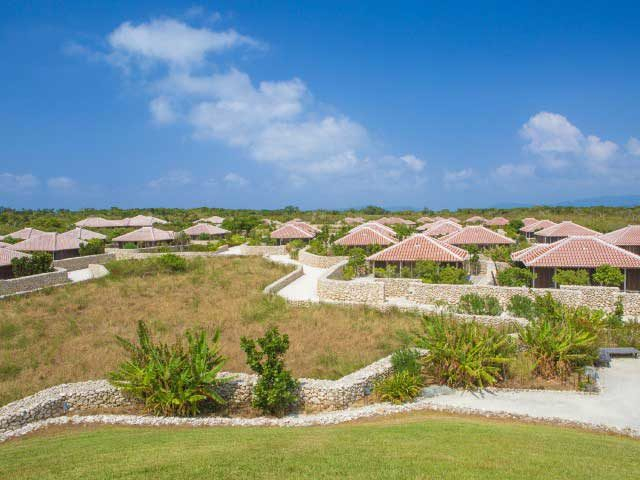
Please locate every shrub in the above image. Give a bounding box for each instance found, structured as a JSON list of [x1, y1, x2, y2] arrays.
[[228, 234, 247, 247], [486, 245, 512, 263], [458, 293, 503, 316], [172, 231, 190, 248], [156, 254, 188, 272], [374, 371, 423, 404], [416, 261, 468, 284], [415, 315, 515, 389], [11, 252, 54, 278], [286, 239, 305, 260], [497, 267, 536, 287], [240, 327, 299, 416], [507, 295, 535, 320], [391, 348, 422, 376], [110, 321, 229, 416], [342, 265, 356, 280], [592, 264, 624, 287], [507, 352, 537, 386], [306, 239, 328, 256], [438, 266, 469, 284], [123, 242, 138, 249], [79, 239, 105, 256], [552, 269, 590, 286]]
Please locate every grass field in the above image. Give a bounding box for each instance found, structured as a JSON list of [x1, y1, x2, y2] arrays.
[[0, 256, 421, 405], [1, 412, 639, 479]]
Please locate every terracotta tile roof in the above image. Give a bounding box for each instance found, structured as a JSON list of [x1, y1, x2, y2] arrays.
[[600, 225, 640, 247], [422, 220, 463, 237], [351, 222, 397, 236], [5, 228, 49, 240], [9, 233, 83, 252], [75, 217, 124, 228], [511, 243, 546, 262], [343, 217, 365, 225], [112, 227, 175, 243], [416, 222, 433, 231], [512, 236, 640, 268], [466, 216, 487, 224], [183, 223, 230, 236], [522, 217, 538, 226], [520, 219, 557, 233], [431, 216, 447, 222], [535, 221, 599, 239], [376, 217, 416, 226], [448, 217, 462, 223], [270, 224, 315, 240], [126, 215, 169, 227], [485, 217, 510, 226], [367, 234, 469, 263], [285, 221, 320, 234], [0, 247, 30, 267], [442, 226, 515, 246], [61, 227, 107, 241], [416, 216, 433, 224], [0, 241, 13, 248], [334, 226, 397, 247], [194, 215, 225, 225]]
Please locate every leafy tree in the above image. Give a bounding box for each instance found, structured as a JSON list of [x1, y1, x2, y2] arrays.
[[362, 205, 387, 215], [592, 264, 624, 287], [553, 269, 591, 286], [497, 267, 536, 287], [79, 238, 105, 256], [11, 252, 53, 277], [438, 266, 469, 284]]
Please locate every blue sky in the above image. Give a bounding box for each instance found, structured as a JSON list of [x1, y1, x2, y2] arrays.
[[2, 1, 640, 210]]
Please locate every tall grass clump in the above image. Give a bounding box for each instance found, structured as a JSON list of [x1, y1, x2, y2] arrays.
[[458, 293, 503, 316], [106, 254, 189, 278], [374, 348, 424, 404]]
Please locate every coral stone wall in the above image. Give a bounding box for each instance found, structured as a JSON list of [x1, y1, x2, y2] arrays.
[[298, 248, 348, 268], [317, 262, 385, 304], [0, 268, 69, 296], [263, 266, 304, 294], [237, 245, 288, 256], [53, 253, 115, 271]]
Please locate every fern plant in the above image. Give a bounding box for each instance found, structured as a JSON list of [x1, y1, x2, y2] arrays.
[[374, 371, 423, 404]]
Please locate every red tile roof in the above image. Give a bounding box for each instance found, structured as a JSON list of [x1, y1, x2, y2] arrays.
[[367, 234, 469, 263], [194, 215, 225, 225], [448, 217, 462, 223], [522, 217, 538, 226], [442, 226, 515, 246], [0, 247, 30, 267], [422, 220, 463, 237], [512, 236, 640, 268], [351, 222, 396, 236], [416, 216, 433, 224], [75, 217, 124, 228], [61, 227, 107, 241], [466, 216, 487, 224], [485, 217, 510, 226], [270, 224, 315, 240], [9, 233, 83, 252], [416, 222, 433, 231], [600, 225, 640, 247], [376, 217, 416, 226], [5, 228, 49, 240], [535, 221, 599, 239], [520, 219, 557, 233], [285, 221, 320, 234], [126, 215, 169, 227], [112, 227, 175, 243], [343, 217, 365, 225], [183, 223, 230, 236], [335, 226, 397, 247], [0, 241, 12, 248]]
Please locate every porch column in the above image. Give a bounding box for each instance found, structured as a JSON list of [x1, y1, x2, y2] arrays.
[[624, 268, 627, 291]]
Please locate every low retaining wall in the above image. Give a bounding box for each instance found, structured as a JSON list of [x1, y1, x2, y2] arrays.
[[0, 351, 424, 433], [0, 268, 69, 296], [318, 262, 385, 304], [298, 248, 348, 268], [106, 249, 222, 261], [263, 265, 304, 294], [53, 253, 115, 271], [237, 244, 288, 256]]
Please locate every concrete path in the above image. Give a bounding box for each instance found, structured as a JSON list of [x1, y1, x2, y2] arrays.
[[422, 358, 640, 434], [67, 268, 93, 283], [216, 245, 244, 255], [277, 263, 328, 302]]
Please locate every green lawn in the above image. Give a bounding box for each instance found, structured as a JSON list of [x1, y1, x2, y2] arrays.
[[1, 413, 638, 479]]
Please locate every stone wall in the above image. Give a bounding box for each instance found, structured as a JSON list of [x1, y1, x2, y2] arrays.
[[298, 248, 348, 268], [0, 268, 69, 296], [237, 244, 288, 256], [317, 262, 385, 304], [0, 351, 423, 433], [53, 253, 115, 271], [263, 265, 304, 294], [621, 292, 640, 317], [106, 249, 222, 261]]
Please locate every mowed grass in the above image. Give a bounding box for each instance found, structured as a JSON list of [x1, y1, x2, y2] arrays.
[[1, 412, 639, 479], [0, 257, 420, 405]]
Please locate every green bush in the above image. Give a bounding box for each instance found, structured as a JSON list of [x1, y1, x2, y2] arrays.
[[458, 293, 503, 316], [156, 254, 188, 272], [342, 265, 356, 280], [497, 267, 536, 287], [391, 348, 422, 377], [416, 261, 468, 284], [123, 242, 138, 249], [507, 295, 535, 320], [592, 264, 624, 287], [79, 239, 105, 256], [486, 245, 512, 263], [415, 315, 515, 389], [438, 266, 469, 284], [228, 234, 247, 247], [110, 321, 229, 416], [374, 371, 423, 404], [552, 269, 590, 286], [240, 327, 299, 416], [11, 252, 54, 278], [286, 239, 305, 260], [106, 255, 191, 277]]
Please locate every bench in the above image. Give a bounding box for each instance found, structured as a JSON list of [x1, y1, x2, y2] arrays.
[[596, 347, 640, 367]]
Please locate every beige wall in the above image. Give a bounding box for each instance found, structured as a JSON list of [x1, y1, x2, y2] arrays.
[[298, 248, 348, 268]]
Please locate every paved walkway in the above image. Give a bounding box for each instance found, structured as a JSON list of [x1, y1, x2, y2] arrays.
[[423, 358, 640, 434], [274, 258, 328, 302]]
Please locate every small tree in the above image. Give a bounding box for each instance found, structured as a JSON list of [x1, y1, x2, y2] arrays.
[[11, 252, 54, 278], [553, 269, 590, 286], [438, 266, 469, 284], [497, 267, 536, 287], [240, 327, 299, 416], [173, 231, 190, 251], [592, 264, 624, 287], [79, 238, 105, 256]]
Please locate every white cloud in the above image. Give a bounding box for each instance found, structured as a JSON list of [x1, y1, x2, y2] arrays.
[[108, 19, 261, 69], [627, 137, 640, 156], [520, 112, 584, 155], [400, 154, 425, 172], [47, 176, 76, 190], [149, 96, 176, 124], [0, 173, 39, 192], [223, 172, 248, 187], [444, 168, 473, 184], [148, 170, 193, 188], [493, 163, 535, 178], [585, 135, 618, 161]]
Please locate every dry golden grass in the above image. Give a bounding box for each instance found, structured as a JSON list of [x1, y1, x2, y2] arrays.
[[0, 257, 420, 405]]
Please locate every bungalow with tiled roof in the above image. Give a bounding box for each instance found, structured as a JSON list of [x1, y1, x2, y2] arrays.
[[75, 217, 125, 228], [335, 226, 397, 247], [61, 227, 107, 241], [422, 220, 463, 237], [485, 217, 510, 227], [522, 217, 538, 226], [9, 233, 83, 260], [416, 216, 433, 224], [0, 246, 30, 279], [600, 225, 640, 255], [4, 227, 48, 240], [367, 234, 470, 272], [465, 216, 487, 224], [194, 215, 225, 225], [442, 226, 515, 249], [112, 227, 175, 248], [512, 236, 640, 290], [534, 221, 599, 244], [182, 223, 230, 240], [448, 217, 462, 223], [519, 219, 557, 240], [125, 215, 169, 227], [376, 217, 416, 226], [270, 222, 316, 244], [351, 222, 396, 236], [343, 217, 365, 225]]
